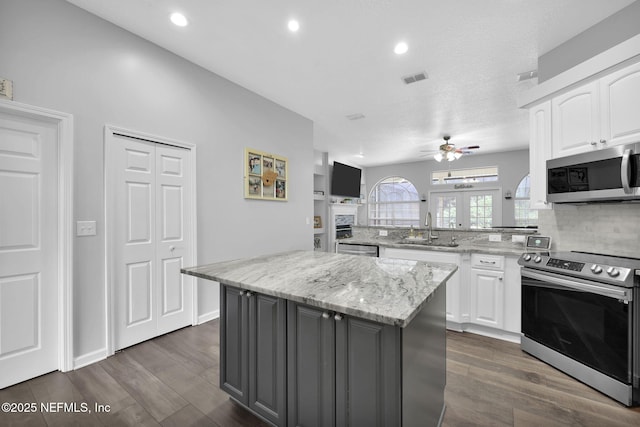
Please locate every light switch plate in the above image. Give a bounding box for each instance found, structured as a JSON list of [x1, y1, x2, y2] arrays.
[[488, 234, 502, 242], [77, 220, 97, 236], [379, 230, 388, 236]]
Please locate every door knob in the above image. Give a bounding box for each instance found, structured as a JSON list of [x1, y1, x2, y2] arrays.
[[169, 245, 175, 252]]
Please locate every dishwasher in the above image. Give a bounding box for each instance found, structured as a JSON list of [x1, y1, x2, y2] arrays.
[[335, 242, 379, 257]]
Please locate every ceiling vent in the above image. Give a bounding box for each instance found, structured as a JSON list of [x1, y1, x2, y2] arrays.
[[402, 71, 428, 85], [346, 113, 366, 121]]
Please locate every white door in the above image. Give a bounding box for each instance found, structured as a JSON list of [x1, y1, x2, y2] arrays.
[[110, 133, 193, 350], [469, 268, 504, 329], [600, 61, 640, 147], [0, 111, 58, 388], [551, 81, 600, 157], [429, 189, 501, 229]]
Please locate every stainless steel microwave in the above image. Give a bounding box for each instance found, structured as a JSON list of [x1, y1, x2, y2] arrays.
[[547, 142, 640, 203]]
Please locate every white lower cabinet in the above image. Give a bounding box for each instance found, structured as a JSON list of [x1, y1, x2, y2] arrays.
[[381, 247, 521, 342]]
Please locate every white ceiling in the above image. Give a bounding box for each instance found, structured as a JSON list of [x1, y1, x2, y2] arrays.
[[67, 0, 634, 167]]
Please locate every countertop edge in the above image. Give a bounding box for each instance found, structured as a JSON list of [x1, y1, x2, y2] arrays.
[[181, 257, 457, 328]]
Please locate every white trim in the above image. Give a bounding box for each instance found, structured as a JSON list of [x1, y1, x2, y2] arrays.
[[518, 34, 640, 108], [103, 125, 198, 357], [0, 99, 74, 373], [197, 309, 220, 325], [73, 348, 107, 370]]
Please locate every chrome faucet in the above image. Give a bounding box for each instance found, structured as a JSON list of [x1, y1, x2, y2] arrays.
[[425, 212, 438, 243]]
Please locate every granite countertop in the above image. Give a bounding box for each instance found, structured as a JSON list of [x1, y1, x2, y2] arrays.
[[338, 237, 526, 256], [181, 250, 457, 328]]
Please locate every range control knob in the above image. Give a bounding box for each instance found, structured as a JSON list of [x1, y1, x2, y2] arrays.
[[523, 254, 532, 262], [533, 255, 542, 263], [606, 267, 620, 277], [590, 264, 603, 274]]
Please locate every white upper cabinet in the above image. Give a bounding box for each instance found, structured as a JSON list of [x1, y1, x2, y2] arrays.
[[551, 81, 601, 158], [528, 101, 552, 209], [599, 61, 640, 146]]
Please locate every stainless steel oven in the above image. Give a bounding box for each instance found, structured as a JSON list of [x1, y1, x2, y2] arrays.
[[547, 142, 640, 203], [519, 251, 640, 406]]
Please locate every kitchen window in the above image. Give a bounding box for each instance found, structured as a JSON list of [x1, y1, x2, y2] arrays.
[[514, 174, 538, 227], [368, 176, 420, 226], [431, 166, 498, 184]]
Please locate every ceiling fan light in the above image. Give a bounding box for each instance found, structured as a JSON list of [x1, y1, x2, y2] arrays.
[[446, 151, 455, 161], [434, 152, 443, 162], [454, 152, 463, 159]]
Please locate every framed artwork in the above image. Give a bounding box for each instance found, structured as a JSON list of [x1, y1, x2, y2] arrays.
[[245, 148, 288, 201], [313, 215, 322, 228]]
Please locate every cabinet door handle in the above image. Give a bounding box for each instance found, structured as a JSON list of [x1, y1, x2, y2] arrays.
[[239, 290, 246, 296], [322, 312, 330, 319], [334, 314, 343, 321], [245, 291, 253, 298], [480, 260, 496, 265], [590, 141, 597, 146], [499, 276, 503, 281], [599, 139, 607, 144]]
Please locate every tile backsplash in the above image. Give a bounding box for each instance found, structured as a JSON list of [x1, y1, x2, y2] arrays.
[[537, 203, 640, 258]]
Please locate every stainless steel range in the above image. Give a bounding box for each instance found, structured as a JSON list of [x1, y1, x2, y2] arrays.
[[519, 251, 640, 406]]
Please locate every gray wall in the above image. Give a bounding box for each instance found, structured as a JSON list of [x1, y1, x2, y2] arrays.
[[363, 149, 529, 227], [0, 0, 313, 362], [538, 1, 640, 82]]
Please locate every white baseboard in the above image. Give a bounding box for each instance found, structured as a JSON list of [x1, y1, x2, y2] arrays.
[[446, 322, 521, 344], [73, 348, 108, 370], [197, 309, 219, 325]]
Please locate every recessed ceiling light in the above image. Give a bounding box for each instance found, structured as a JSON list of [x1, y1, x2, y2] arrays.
[[394, 42, 408, 55], [288, 19, 300, 32], [170, 12, 189, 27]]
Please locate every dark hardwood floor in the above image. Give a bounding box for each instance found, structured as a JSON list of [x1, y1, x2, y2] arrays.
[[1, 320, 639, 426]]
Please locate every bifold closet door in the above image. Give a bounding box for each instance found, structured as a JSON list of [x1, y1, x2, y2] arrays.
[[111, 135, 192, 350]]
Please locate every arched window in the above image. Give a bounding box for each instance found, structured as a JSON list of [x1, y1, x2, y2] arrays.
[[514, 174, 538, 227], [368, 176, 420, 226]]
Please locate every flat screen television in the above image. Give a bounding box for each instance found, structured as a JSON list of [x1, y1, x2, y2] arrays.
[[331, 161, 361, 198]]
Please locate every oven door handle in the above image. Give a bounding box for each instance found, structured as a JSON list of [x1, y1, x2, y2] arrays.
[[522, 269, 632, 301]]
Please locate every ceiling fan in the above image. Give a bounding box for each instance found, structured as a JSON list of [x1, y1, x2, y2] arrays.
[[420, 135, 480, 162]]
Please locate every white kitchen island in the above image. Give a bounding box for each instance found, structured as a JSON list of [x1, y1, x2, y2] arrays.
[[182, 250, 457, 427]]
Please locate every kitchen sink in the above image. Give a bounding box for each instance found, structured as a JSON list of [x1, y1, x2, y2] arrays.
[[399, 238, 459, 248]]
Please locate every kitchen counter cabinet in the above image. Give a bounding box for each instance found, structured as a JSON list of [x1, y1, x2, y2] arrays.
[[184, 251, 454, 427], [287, 301, 406, 427], [220, 286, 286, 426], [469, 254, 505, 330], [381, 247, 522, 343]]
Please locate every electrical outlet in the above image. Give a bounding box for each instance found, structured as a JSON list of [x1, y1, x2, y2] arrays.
[[76, 221, 97, 236], [512, 235, 526, 243], [0, 78, 13, 100], [379, 230, 388, 237], [488, 234, 502, 242]]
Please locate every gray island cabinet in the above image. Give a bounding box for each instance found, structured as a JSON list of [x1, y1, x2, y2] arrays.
[[181, 250, 457, 427]]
